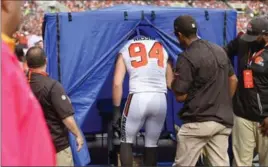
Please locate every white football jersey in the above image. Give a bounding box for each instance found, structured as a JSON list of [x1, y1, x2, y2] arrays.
[[119, 36, 169, 93]]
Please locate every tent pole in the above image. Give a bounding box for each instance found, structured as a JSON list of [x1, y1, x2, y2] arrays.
[[56, 13, 61, 83], [223, 11, 227, 46], [41, 17, 46, 41]]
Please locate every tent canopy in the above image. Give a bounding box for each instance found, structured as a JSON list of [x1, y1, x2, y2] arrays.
[[44, 3, 237, 132], [44, 5, 237, 165]]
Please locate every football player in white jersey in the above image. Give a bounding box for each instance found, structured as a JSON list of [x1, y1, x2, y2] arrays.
[[112, 36, 173, 166]]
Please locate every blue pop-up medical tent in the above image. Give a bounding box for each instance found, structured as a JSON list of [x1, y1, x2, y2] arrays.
[[43, 5, 237, 166]]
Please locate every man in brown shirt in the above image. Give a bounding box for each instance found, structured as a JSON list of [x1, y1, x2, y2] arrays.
[[26, 46, 84, 166], [172, 15, 237, 166]]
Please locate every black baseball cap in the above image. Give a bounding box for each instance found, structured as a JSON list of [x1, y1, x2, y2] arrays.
[[241, 17, 268, 42], [174, 15, 197, 36]]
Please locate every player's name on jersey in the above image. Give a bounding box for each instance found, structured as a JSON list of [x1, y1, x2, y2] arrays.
[[133, 36, 155, 41]]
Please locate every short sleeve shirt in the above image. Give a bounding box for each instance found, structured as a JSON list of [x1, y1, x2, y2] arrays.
[[171, 39, 235, 127], [29, 73, 74, 152], [172, 55, 194, 94]]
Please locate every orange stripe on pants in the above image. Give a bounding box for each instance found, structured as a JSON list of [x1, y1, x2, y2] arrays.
[[123, 94, 133, 117]]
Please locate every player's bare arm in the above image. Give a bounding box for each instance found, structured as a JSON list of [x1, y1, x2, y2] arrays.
[[112, 54, 126, 107], [166, 60, 174, 90]]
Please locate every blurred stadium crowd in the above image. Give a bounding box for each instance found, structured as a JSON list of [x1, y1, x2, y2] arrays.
[[16, 0, 268, 49]]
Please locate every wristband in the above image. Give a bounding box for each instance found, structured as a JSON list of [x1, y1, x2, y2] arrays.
[[113, 106, 120, 112]]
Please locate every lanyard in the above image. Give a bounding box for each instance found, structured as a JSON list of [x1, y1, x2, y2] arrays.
[[28, 69, 48, 82]]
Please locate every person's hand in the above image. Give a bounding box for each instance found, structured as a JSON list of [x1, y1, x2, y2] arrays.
[[76, 135, 84, 152], [112, 106, 121, 137], [259, 117, 268, 136]]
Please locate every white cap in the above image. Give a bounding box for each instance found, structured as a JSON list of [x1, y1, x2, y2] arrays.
[[28, 35, 43, 48]]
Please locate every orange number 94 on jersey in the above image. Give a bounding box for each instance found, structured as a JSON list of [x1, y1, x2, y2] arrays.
[[128, 42, 164, 68]]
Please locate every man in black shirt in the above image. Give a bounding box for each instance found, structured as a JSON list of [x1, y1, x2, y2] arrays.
[[171, 15, 238, 166], [26, 46, 84, 166], [251, 41, 268, 136], [224, 17, 268, 166], [15, 44, 25, 62]]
